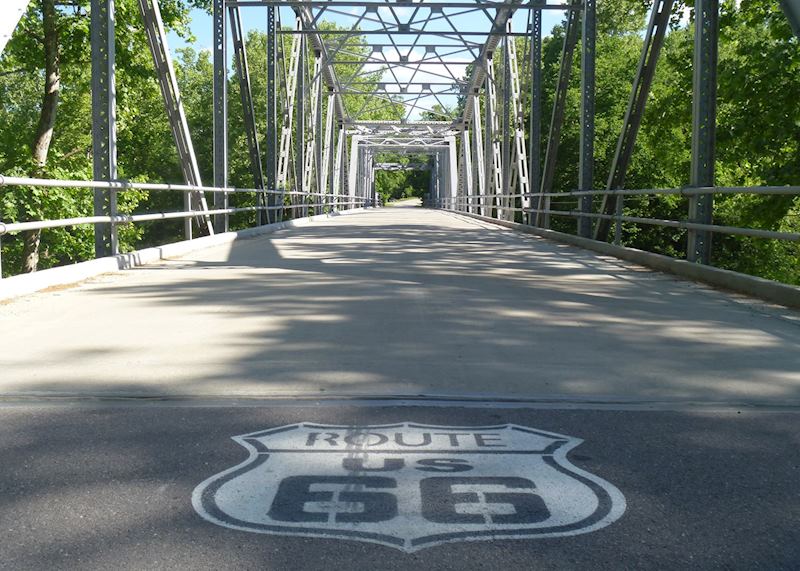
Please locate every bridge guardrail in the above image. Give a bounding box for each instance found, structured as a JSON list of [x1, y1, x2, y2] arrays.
[[436, 185, 800, 264], [0, 175, 373, 277]]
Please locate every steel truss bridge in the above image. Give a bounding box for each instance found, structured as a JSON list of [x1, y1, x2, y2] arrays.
[[0, 0, 799, 281]]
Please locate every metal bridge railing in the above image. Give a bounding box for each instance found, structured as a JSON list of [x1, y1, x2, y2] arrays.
[[436, 185, 800, 256], [0, 175, 374, 277]]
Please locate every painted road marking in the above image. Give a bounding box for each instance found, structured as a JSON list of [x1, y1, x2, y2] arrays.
[[192, 422, 626, 552]]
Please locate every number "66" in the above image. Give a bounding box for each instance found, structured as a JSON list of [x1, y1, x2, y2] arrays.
[[268, 476, 550, 524]]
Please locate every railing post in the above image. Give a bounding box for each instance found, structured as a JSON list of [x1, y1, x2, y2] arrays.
[[230, 5, 265, 225], [472, 91, 486, 215], [91, 0, 119, 258], [529, 6, 542, 226], [614, 191, 623, 246], [484, 54, 496, 217], [447, 136, 459, 210], [266, 5, 277, 223], [296, 31, 306, 217], [501, 37, 512, 221], [332, 122, 344, 211], [213, 0, 228, 233], [538, 0, 580, 228], [688, 0, 718, 264], [578, 0, 596, 238]]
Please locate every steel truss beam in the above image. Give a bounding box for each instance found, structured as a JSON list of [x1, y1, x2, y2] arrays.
[[485, 53, 503, 217], [91, 0, 118, 257], [227, 1, 579, 8], [506, 21, 530, 222], [213, 0, 227, 231], [463, 0, 539, 124], [375, 163, 432, 172], [688, 0, 718, 264], [594, 0, 673, 242], [266, 5, 278, 222], [292, 2, 348, 121], [296, 30, 307, 215], [536, 0, 580, 227], [303, 51, 322, 214], [277, 18, 301, 193], [322, 90, 336, 212], [528, 6, 542, 226], [229, 6, 267, 224], [577, 0, 595, 238]]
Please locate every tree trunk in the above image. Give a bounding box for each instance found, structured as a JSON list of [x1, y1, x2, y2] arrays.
[[21, 0, 60, 273]]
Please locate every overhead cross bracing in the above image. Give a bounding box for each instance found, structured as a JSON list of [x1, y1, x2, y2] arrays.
[[227, 0, 578, 222], [2, 0, 798, 282], [0, 0, 586, 270]]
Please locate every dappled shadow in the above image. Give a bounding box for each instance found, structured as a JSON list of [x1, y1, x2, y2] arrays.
[[1, 208, 799, 404]]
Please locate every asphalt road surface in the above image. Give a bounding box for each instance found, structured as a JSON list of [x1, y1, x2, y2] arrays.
[[1, 402, 798, 570]]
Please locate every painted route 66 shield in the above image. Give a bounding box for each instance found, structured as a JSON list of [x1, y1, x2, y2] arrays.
[[192, 422, 625, 552]]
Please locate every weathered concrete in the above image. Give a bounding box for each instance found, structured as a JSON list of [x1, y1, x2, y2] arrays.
[[1, 207, 799, 404]]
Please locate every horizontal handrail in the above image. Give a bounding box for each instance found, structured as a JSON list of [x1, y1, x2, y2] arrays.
[[0, 174, 380, 278], [523, 208, 800, 242], [0, 200, 370, 235], [0, 175, 355, 198], [433, 183, 800, 247]]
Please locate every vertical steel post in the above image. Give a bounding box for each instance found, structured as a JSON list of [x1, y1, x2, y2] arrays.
[[461, 128, 473, 212], [369, 151, 376, 206], [507, 21, 530, 224], [484, 54, 500, 217], [538, 0, 580, 227], [529, 7, 542, 225], [348, 135, 361, 202], [91, 0, 118, 257], [486, 55, 503, 217], [230, 6, 265, 224], [688, 0, 718, 264], [332, 123, 345, 209], [595, 0, 674, 241], [781, 0, 800, 36], [447, 136, 459, 206], [501, 38, 512, 221], [138, 0, 212, 236], [577, 0, 596, 238], [213, 0, 228, 232], [322, 89, 335, 213], [296, 33, 306, 216], [472, 92, 486, 215], [277, 18, 302, 217], [266, 5, 277, 223], [314, 55, 324, 214], [339, 127, 348, 209]]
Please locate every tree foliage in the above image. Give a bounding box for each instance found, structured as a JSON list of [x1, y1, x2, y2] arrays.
[[0, 0, 798, 283]]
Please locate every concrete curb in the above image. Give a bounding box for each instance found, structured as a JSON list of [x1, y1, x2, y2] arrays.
[[0, 208, 371, 302], [446, 209, 800, 310]]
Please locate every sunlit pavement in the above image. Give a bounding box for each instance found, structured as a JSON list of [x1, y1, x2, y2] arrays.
[[2, 208, 799, 405], [1, 208, 799, 569]]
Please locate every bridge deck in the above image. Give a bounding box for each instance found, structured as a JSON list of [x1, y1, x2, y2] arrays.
[[2, 206, 799, 405]]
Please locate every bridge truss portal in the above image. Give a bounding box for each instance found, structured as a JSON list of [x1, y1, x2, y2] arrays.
[[1, 0, 799, 278]]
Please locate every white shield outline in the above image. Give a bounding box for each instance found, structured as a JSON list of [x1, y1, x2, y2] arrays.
[[192, 422, 626, 552]]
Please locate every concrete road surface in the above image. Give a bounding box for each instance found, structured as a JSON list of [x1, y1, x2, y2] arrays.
[[1, 207, 798, 405]]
